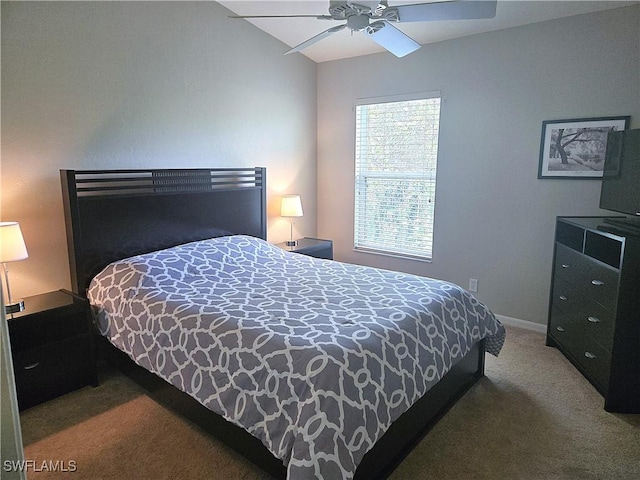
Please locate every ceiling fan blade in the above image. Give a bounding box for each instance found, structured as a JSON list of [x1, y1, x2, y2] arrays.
[[229, 14, 333, 20], [365, 21, 421, 58], [394, 0, 497, 22], [285, 24, 347, 55]]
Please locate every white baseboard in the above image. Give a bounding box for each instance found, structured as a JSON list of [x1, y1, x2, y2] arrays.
[[495, 314, 547, 334]]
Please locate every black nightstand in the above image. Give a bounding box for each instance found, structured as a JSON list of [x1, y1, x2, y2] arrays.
[[275, 237, 333, 260], [7, 289, 98, 410]]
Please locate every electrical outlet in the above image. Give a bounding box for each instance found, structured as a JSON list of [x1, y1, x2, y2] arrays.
[[468, 278, 478, 292]]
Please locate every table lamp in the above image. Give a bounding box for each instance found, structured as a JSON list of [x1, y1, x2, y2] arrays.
[[281, 194, 303, 247], [0, 222, 29, 314]]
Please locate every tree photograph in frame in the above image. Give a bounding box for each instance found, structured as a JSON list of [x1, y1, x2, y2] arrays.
[[538, 116, 630, 179]]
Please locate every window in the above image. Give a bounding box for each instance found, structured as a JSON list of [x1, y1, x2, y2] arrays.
[[354, 93, 441, 260]]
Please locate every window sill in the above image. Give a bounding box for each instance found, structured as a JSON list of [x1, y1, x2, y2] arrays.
[[353, 247, 433, 263]]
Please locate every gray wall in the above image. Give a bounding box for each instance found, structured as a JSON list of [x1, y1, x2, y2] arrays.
[[317, 5, 640, 325], [1, 1, 317, 298], [3, 2, 639, 325]]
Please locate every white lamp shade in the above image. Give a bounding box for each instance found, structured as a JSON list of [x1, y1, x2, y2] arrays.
[[281, 195, 304, 218], [0, 222, 29, 263]]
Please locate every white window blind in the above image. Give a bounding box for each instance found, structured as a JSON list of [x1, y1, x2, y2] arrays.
[[354, 94, 441, 260]]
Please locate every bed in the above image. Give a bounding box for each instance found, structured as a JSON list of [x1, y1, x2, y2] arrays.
[[60, 168, 505, 480]]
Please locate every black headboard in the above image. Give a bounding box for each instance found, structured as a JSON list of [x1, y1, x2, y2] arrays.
[[61, 168, 267, 296]]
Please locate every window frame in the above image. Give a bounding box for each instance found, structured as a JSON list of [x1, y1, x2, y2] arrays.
[[353, 91, 441, 262]]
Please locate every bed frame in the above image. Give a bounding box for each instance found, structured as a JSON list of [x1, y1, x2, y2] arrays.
[[60, 167, 485, 479]]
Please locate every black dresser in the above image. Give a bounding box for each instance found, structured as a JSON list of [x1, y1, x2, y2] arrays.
[[546, 217, 640, 413]]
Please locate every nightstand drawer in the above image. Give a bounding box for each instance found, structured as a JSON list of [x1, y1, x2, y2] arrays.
[[13, 335, 94, 410], [8, 309, 89, 351], [296, 243, 333, 259]]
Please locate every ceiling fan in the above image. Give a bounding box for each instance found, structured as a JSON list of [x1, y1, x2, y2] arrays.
[[229, 1, 498, 58]]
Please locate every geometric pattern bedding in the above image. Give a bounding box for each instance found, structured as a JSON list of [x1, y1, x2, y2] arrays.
[[87, 235, 505, 480]]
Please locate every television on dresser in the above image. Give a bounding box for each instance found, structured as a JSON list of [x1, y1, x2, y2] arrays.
[[599, 128, 640, 231]]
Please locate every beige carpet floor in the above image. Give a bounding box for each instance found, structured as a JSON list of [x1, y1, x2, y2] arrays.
[[20, 326, 640, 479]]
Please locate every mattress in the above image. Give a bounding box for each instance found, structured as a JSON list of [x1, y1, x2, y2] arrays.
[[88, 235, 505, 479]]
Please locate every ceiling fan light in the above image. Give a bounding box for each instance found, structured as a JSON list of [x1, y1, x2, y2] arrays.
[[347, 13, 371, 31]]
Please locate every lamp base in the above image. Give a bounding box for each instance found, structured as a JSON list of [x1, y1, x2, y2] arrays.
[[5, 299, 25, 314], [285, 240, 298, 247]]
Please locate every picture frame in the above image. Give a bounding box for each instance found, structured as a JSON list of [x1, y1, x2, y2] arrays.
[[537, 116, 630, 179]]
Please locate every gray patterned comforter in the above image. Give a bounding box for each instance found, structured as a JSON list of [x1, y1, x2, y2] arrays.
[[88, 235, 505, 479]]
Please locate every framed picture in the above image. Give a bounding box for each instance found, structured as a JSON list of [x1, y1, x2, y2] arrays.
[[537, 116, 630, 179]]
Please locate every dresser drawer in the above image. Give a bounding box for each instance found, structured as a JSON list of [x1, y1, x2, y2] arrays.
[[554, 243, 619, 310], [548, 310, 583, 354], [575, 340, 612, 392], [551, 278, 615, 351], [549, 312, 611, 391]]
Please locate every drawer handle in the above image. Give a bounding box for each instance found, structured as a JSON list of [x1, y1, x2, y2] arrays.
[[558, 295, 567, 301], [561, 264, 570, 269], [587, 316, 600, 323], [584, 352, 597, 359], [24, 362, 40, 370], [591, 279, 604, 286], [556, 326, 565, 332]]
